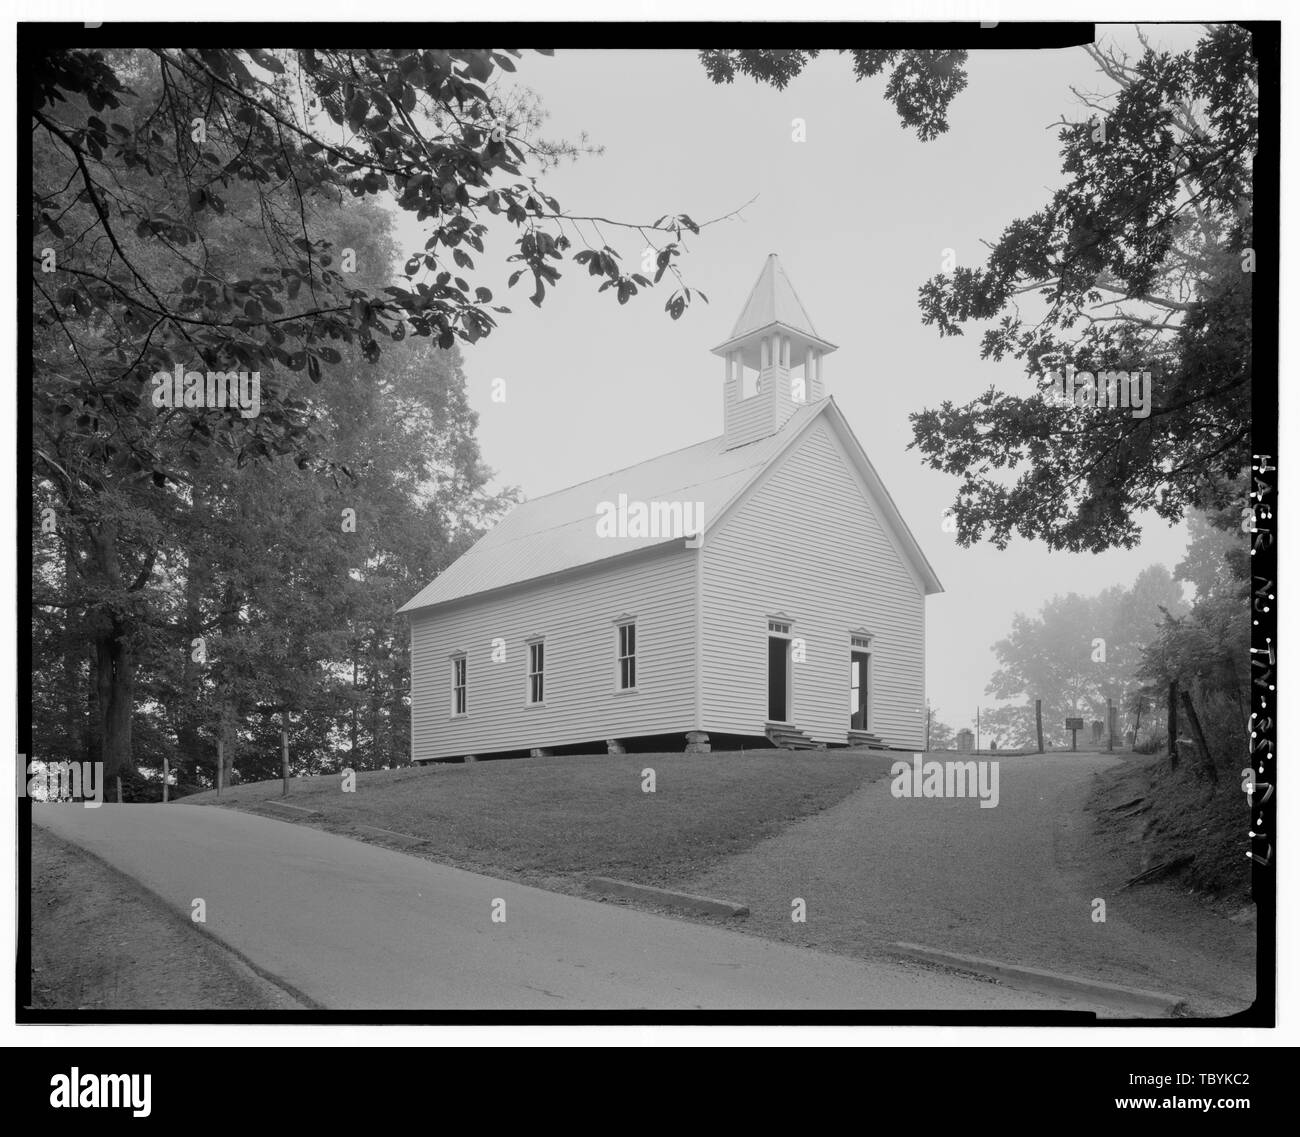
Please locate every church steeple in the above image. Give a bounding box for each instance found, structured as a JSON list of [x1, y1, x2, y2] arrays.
[[711, 254, 837, 450]]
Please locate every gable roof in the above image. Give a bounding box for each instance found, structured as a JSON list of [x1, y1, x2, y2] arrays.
[[399, 399, 942, 615]]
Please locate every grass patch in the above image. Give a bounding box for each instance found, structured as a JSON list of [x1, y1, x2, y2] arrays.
[[185, 750, 895, 892]]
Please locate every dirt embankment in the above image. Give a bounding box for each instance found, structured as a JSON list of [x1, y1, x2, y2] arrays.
[[29, 824, 304, 1011], [1087, 751, 1255, 907]]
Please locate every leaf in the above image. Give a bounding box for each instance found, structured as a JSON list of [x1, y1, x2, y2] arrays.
[[248, 48, 286, 74]]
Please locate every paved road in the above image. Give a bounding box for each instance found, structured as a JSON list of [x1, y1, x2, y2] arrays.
[[34, 803, 1088, 1012], [684, 752, 1254, 1016]]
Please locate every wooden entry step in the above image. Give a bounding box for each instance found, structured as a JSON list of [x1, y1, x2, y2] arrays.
[[765, 722, 819, 750], [846, 729, 890, 750]]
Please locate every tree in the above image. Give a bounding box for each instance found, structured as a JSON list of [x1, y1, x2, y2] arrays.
[[1138, 496, 1250, 767], [31, 46, 727, 780], [697, 30, 1257, 553], [699, 50, 969, 141], [979, 704, 1037, 751], [926, 711, 955, 750], [985, 567, 1185, 747], [33, 47, 730, 483], [909, 27, 1256, 551]]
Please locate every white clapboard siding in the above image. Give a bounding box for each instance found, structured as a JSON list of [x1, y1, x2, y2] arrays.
[[701, 419, 926, 748], [409, 546, 697, 761]]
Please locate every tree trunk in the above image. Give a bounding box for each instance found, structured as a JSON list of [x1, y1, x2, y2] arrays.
[[281, 725, 290, 798], [1035, 699, 1044, 754], [85, 652, 101, 765], [92, 617, 133, 785], [62, 538, 84, 763], [1167, 680, 1179, 769], [215, 709, 236, 790], [391, 665, 408, 767], [173, 546, 209, 784], [84, 521, 138, 784], [369, 630, 382, 769], [1180, 690, 1218, 785], [350, 656, 361, 767]]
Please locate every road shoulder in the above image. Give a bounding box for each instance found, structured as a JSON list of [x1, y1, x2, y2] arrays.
[[30, 823, 310, 1012]]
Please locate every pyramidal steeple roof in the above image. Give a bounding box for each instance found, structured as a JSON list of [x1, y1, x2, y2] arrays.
[[731, 253, 819, 339], [712, 254, 837, 357]]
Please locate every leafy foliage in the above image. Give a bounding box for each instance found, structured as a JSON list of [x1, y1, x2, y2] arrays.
[[33, 47, 724, 487], [699, 49, 969, 142], [1137, 496, 1250, 771], [908, 27, 1257, 550], [33, 48, 584, 782], [984, 564, 1186, 748]]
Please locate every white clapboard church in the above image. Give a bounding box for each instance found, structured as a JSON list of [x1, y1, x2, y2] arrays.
[[400, 255, 942, 760]]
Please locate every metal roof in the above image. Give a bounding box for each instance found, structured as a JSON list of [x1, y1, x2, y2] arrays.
[[711, 254, 838, 362], [399, 398, 942, 615], [730, 253, 820, 339]]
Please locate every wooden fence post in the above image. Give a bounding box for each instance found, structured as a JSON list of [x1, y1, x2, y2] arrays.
[[1107, 697, 1114, 752], [281, 728, 290, 798], [1168, 681, 1179, 769], [1035, 700, 1044, 754], [162, 756, 169, 804], [216, 738, 224, 798]]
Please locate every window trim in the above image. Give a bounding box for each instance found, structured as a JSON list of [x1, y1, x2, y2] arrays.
[[614, 619, 638, 693], [525, 637, 546, 706], [849, 643, 872, 732], [450, 652, 467, 718]]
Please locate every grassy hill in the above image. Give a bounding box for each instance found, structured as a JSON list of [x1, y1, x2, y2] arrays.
[[185, 749, 897, 895]]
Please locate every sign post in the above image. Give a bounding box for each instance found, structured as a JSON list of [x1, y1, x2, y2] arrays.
[[1065, 717, 1084, 752]]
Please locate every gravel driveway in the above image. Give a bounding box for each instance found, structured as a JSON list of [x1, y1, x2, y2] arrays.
[[679, 751, 1255, 1017]]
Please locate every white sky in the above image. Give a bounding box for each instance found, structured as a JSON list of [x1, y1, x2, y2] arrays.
[[380, 26, 1213, 730]]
